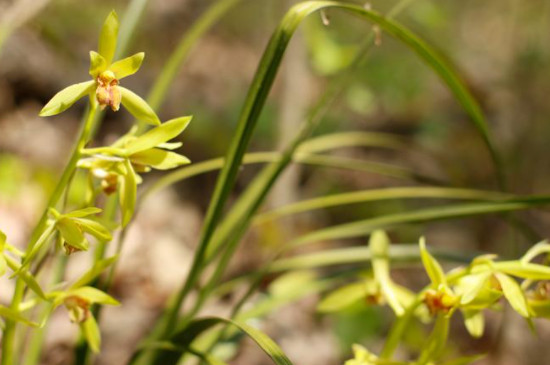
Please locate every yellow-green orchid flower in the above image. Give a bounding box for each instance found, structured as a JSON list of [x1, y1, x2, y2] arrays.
[[39, 10, 159, 126]]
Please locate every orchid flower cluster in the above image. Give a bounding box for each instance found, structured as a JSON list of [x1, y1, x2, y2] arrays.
[[318, 231, 550, 365], [0, 11, 191, 353]]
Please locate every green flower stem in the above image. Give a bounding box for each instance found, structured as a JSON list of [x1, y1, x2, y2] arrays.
[[1, 104, 98, 365], [22, 256, 68, 365]]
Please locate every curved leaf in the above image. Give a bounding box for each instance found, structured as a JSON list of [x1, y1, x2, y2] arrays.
[[152, 317, 294, 365]]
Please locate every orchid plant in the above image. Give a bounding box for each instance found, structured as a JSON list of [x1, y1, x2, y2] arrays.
[[0, 10, 191, 363], [1, 2, 549, 365], [331, 232, 550, 365]]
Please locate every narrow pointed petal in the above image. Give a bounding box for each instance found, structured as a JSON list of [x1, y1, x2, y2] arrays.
[[81, 316, 101, 353], [89, 51, 108, 77], [119, 160, 137, 227], [130, 149, 190, 170], [120, 87, 160, 126], [98, 10, 119, 64], [420, 237, 446, 287], [39, 81, 95, 117], [110, 52, 145, 79], [495, 272, 531, 318], [124, 116, 192, 154]]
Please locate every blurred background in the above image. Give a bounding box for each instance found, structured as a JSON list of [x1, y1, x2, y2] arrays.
[[1, 0, 550, 364]]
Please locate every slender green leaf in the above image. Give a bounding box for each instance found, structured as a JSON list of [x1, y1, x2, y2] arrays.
[[269, 245, 475, 272], [297, 131, 408, 153], [146, 0, 244, 111], [255, 187, 510, 224], [152, 317, 294, 365], [39, 81, 95, 117], [291, 199, 550, 247]]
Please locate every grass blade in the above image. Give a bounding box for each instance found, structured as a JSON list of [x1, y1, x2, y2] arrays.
[[148, 317, 294, 365], [255, 187, 512, 224], [291, 198, 550, 247]]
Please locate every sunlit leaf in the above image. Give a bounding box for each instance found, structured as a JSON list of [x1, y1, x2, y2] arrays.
[[110, 52, 145, 79], [39, 81, 95, 117], [120, 87, 160, 126], [98, 10, 119, 64], [158, 317, 295, 365]]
